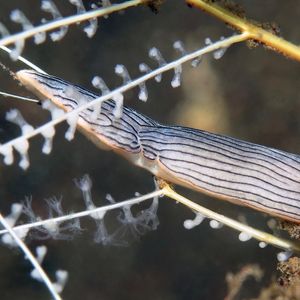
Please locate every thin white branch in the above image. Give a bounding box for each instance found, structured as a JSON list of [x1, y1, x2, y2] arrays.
[[0, 33, 249, 155], [0, 0, 144, 47], [0, 45, 46, 73], [0, 189, 163, 235], [163, 186, 300, 253], [0, 91, 40, 103], [0, 213, 61, 300]]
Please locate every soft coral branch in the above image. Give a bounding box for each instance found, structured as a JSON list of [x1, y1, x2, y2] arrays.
[[187, 0, 300, 61], [0, 0, 146, 48]]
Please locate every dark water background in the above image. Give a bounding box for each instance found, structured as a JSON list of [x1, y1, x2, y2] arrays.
[[1, 1, 300, 299]]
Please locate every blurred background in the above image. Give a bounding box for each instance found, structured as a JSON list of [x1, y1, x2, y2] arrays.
[[1, 0, 300, 299]]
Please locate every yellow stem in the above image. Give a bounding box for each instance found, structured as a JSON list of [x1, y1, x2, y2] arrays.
[[159, 181, 300, 253], [186, 0, 300, 62]]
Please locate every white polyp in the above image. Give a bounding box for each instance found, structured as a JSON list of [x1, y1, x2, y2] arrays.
[[15, 227, 29, 240], [10, 9, 45, 44], [78, 175, 92, 192], [50, 29, 68, 42], [53, 108, 65, 119], [84, 18, 98, 38], [54, 270, 69, 293], [204, 37, 213, 45], [2, 233, 16, 247], [41, 126, 55, 139], [41, 0, 55, 12], [19, 155, 30, 170], [115, 64, 124, 75], [42, 138, 53, 154], [139, 64, 153, 88], [6, 109, 34, 134], [115, 64, 131, 84], [113, 93, 124, 119], [183, 213, 205, 230], [192, 36, 218, 67], [171, 65, 182, 88], [69, 0, 97, 37], [10, 10, 31, 28], [12, 138, 29, 155], [6, 109, 18, 122], [90, 3, 99, 9], [138, 83, 148, 102], [12, 139, 30, 170], [91, 209, 106, 220], [75, 174, 105, 219], [154, 74, 162, 83], [173, 40, 186, 56], [83, 1, 98, 39], [0, 144, 14, 165], [258, 242, 267, 248], [92, 76, 110, 94], [1, 211, 29, 244], [31, 268, 43, 282], [41, 126, 55, 154], [13, 139, 29, 155], [10, 39, 25, 61], [139, 63, 151, 73], [105, 194, 115, 203], [84, 0, 99, 36], [149, 47, 166, 65], [209, 219, 223, 229], [42, 100, 65, 119], [149, 47, 166, 82], [1, 227, 28, 246], [22, 124, 34, 135], [5, 203, 23, 227], [65, 113, 79, 141], [149, 47, 158, 58], [238, 232, 252, 242], [34, 31, 47, 44], [36, 245, 47, 264], [277, 250, 293, 262], [41, 100, 51, 110], [41, 0, 69, 43], [77, 175, 95, 204], [213, 47, 227, 60], [43, 220, 59, 235], [183, 220, 194, 230], [191, 56, 202, 68]]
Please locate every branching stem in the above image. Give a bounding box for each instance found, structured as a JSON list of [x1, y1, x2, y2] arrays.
[[0, 33, 248, 155], [0, 189, 163, 235], [159, 180, 300, 253], [186, 0, 300, 61], [0, 0, 146, 48], [0, 213, 61, 300]]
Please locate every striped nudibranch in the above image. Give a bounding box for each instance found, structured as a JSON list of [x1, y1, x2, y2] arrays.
[[16, 69, 300, 223]]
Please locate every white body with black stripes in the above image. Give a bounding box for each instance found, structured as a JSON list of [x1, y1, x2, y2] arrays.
[[17, 70, 300, 223]]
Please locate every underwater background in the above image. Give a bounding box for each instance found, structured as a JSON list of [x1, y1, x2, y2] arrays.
[[1, 1, 300, 299]]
